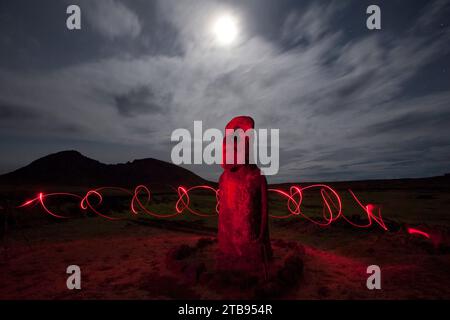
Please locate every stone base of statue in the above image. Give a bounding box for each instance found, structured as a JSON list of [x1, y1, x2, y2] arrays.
[[165, 237, 304, 299]]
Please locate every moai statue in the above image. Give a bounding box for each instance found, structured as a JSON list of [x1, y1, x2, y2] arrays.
[[217, 116, 272, 273]]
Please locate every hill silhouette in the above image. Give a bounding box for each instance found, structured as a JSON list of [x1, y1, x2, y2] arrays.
[[0, 150, 448, 191], [0, 150, 207, 188]]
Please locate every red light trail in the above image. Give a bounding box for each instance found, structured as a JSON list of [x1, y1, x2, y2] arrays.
[[18, 183, 389, 230], [407, 227, 431, 239], [267, 185, 387, 230]]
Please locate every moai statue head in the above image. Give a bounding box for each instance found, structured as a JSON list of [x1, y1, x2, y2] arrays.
[[218, 116, 272, 274], [222, 115, 255, 171]]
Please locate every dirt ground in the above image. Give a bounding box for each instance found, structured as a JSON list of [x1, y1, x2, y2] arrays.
[[1, 212, 449, 299]]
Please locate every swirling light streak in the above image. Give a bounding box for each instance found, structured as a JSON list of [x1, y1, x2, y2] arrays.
[[268, 184, 343, 227], [18, 192, 78, 219], [18, 184, 388, 230], [344, 190, 387, 230], [407, 227, 431, 239], [130, 185, 218, 218]]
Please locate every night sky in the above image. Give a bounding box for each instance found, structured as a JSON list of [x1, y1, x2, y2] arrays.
[[0, 0, 449, 182]]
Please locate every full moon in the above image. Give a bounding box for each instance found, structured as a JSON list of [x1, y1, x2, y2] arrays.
[[212, 14, 238, 46]]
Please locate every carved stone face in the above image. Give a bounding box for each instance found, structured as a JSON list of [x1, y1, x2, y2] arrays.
[[222, 115, 255, 171]]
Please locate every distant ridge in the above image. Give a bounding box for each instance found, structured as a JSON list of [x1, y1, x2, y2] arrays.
[[0, 150, 448, 191], [0, 150, 207, 188], [271, 173, 450, 191]]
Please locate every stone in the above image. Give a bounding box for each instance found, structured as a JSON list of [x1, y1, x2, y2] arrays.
[[217, 116, 272, 273]]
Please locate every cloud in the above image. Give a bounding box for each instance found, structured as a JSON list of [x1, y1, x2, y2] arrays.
[[362, 94, 450, 135], [281, 1, 341, 45], [0, 102, 38, 119], [114, 86, 171, 117], [82, 0, 142, 39], [0, 0, 449, 182]]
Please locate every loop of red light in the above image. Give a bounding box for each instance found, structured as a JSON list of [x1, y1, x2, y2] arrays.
[[18, 184, 388, 230], [19, 185, 218, 220], [268, 184, 343, 227]]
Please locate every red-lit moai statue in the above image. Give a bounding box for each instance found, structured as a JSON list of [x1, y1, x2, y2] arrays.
[[217, 116, 272, 272]]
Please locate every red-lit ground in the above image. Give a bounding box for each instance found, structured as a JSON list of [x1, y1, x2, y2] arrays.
[[0, 211, 449, 299]]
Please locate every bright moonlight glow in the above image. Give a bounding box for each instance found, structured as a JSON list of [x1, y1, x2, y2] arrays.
[[212, 14, 238, 46]]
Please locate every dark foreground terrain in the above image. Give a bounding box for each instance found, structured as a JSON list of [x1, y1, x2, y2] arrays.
[[1, 152, 449, 299]]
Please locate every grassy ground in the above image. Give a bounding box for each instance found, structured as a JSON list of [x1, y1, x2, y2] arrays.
[[0, 181, 449, 299]]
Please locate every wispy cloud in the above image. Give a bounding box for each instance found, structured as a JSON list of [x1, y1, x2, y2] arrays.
[[0, 0, 449, 181], [81, 0, 142, 39]]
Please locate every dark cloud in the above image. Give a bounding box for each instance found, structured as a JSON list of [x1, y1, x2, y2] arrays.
[[114, 86, 171, 117], [364, 110, 450, 135], [0, 102, 38, 119]]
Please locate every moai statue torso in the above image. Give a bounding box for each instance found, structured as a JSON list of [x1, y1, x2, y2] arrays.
[[217, 116, 271, 272]]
